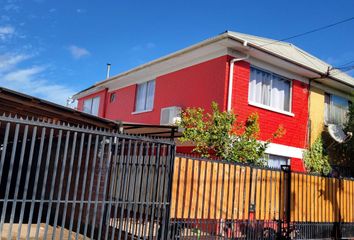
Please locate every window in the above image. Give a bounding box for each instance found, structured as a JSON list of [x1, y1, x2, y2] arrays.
[[135, 80, 155, 112], [83, 96, 100, 116], [110, 93, 116, 103], [324, 93, 349, 126], [266, 154, 289, 169], [249, 67, 291, 112]]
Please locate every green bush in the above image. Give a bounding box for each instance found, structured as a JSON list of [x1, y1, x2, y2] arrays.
[[304, 137, 331, 175], [178, 102, 284, 165]]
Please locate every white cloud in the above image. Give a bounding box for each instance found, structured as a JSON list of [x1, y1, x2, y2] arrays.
[[0, 53, 30, 72], [0, 53, 76, 105], [68, 45, 90, 59], [0, 26, 15, 40]]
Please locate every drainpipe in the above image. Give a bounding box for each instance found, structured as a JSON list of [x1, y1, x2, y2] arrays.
[[227, 54, 249, 111]]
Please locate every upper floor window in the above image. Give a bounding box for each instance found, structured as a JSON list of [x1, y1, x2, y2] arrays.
[[135, 80, 155, 112], [324, 93, 349, 126], [83, 96, 100, 116], [249, 67, 291, 113]]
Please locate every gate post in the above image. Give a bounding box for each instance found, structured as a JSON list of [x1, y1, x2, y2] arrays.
[[161, 145, 176, 240], [281, 165, 291, 240]]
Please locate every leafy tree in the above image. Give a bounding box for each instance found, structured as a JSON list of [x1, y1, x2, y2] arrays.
[[178, 102, 285, 165]]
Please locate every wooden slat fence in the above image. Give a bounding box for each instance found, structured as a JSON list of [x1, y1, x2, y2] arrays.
[[168, 156, 354, 239]]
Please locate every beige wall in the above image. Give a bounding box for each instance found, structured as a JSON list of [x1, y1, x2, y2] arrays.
[[309, 87, 325, 144]]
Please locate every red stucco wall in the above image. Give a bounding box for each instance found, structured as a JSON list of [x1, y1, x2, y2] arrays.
[[77, 88, 108, 118], [103, 55, 229, 124]]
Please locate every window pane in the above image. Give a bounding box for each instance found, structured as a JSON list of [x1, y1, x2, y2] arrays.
[[271, 77, 291, 111], [83, 99, 92, 114], [146, 80, 155, 110], [91, 97, 100, 116], [135, 82, 147, 111], [261, 71, 271, 106], [331, 95, 349, 125], [267, 154, 288, 169], [324, 93, 331, 124]]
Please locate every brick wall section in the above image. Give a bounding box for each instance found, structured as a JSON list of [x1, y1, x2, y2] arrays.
[[230, 59, 309, 149]]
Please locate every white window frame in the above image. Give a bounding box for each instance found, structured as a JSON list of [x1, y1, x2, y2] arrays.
[[248, 66, 294, 116], [83, 96, 100, 116], [133, 80, 155, 114]]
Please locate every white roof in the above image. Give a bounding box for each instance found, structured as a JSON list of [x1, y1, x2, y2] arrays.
[[227, 31, 354, 86], [74, 31, 354, 98]]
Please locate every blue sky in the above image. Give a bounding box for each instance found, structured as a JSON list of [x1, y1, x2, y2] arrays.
[[0, 0, 353, 105]]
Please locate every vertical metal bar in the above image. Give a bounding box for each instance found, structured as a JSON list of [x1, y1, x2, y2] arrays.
[[130, 140, 144, 238], [154, 145, 168, 239], [43, 129, 63, 239], [89, 136, 107, 239], [7, 124, 28, 240], [75, 133, 92, 240], [16, 126, 37, 240], [104, 136, 120, 240], [25, 126, 46, 240], [117, 139, 132, 240], [34, 128, 54, 239], [59, 131, 78, 240], [83, 134, 100, 239], [123, 140, 138, 240], [0, 123, 20, 236], [67, 132, 86, 239], [136, 141, 149, 239], [0, 122, 11, 192], [110, 138, 126, 240], [161, 145, 175, 240], [97, 137, 113, 240], [142, 142, 154, 240], [147, 143, 162, 240], [51, 130, 71, 240]]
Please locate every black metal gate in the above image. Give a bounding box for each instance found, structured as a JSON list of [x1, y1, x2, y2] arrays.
[[0, 115, 175, 239]]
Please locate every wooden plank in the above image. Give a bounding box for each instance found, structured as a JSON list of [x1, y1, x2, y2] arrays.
[[237, 166, 245, 219], [221, 163, 229, 219], [227, 164, 235, 219], [274, 171, 280, 220], [243, 167, 251, 220], [203, 161, 212, 219], [209, 161, 217, 219], [190, 159, 199, 219], [183, 158, 193, 219], [215, 163, 223, 219], [232, 165, 239, 219], [197, 160, 206, 219], [305, 175, 311, 222], [176, 157, 186, 219], [170, 157, 180, 218], [255, 169, 262, 220]]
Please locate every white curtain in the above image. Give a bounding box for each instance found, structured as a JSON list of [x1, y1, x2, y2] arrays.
[[135, 80, 155, 111], [83, 99, 92, 114], [249, 68, 290, 111], [267, 154, 288, 169], [327, 95, 349, 125], [146, 80, 155, 110], [91, 97, 100, 116], [270, 76, 290, 111], [135, 83, 147, 111], [249, 68, 271, 105]]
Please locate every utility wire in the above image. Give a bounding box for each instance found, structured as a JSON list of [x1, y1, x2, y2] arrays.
[[259, 16, 354, 47]]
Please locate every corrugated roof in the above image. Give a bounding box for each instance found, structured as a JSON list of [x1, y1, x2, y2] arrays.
[[227, 31, 354, 86]]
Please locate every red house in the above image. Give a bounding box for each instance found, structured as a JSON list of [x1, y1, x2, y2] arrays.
[[73, 31, 353, 171]]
